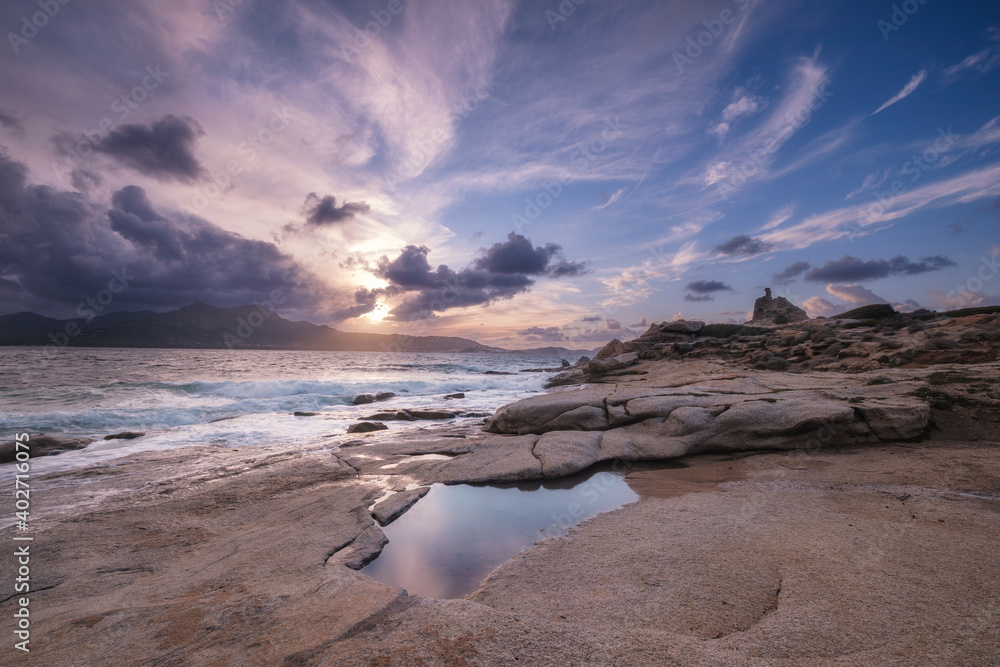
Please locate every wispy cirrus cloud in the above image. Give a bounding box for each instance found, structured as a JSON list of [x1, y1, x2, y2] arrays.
[[871, 69, 927, 116]]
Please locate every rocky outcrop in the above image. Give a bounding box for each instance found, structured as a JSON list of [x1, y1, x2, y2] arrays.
[[0, 434, 93, 463], [546, 310, 1000, 387], [751, 287, 809, 325]]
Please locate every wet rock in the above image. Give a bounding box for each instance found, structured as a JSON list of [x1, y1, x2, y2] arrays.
[[375, 392, 398, 401], [328, 524, 389, 570], [347, 422, 389, 434], [352, 394, 377, 405], [444, 393, 466, 400], [292, 411, 319, 417], [371, 487, 431, 526], [0, 434, 93, 463], [363, 410, 456, 421], [103, 431, 146, 440]]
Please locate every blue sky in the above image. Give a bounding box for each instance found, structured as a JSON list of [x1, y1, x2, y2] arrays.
[[0, 0, 998, 347]]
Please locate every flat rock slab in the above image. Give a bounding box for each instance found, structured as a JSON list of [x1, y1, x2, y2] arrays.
[[371, 487, 430, 526]]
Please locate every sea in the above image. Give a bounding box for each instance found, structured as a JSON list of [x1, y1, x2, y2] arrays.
[[0, 347, 572, 482]]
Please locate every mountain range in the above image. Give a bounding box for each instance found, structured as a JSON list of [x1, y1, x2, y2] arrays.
[[0, 302, 595, 356]]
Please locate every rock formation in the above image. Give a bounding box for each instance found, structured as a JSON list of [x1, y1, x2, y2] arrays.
[[750, 287, 809, 325]]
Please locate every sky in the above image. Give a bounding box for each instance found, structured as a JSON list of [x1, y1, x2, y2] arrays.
[[0, 0, 998, 348]]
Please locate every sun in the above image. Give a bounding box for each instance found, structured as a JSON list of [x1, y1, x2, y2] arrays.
[[363, 302, 390, 322]]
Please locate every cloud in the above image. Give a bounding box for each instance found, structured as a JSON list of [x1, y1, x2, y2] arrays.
[[759, 204, 796, 231], [0, 111, 23, 134], [803, 254, 956, 282], [773, 261, 811, 285], [927, 289, 1000, 310], [0, 151, 316, 316], [947, 220, 967, 236], [872, 69, 927, 116], [709, 92, 764, 139], [517, 325, 566, 342], [475, 233, 589, 277], [684, 279, 732, 301], [944, 46, 1000, 81], [328, 288, 381, 322], [91, 114, 204, 182], [713, 234, 772, 256], [359, 233, 587, 321], [594, 187, 625, 210], [825, 284, 888, 306], [844, 169, 890, 200], [685, 280, 733, 294], [802, 296, 839, 317], [302, 193, 370, 226], [761, 162, 1000, 250]]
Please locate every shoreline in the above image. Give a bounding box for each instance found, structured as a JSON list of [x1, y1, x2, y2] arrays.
[[2, 323, 999, 662]]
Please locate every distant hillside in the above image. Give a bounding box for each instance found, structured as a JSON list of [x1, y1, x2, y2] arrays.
[[0, 303, 594, 355]]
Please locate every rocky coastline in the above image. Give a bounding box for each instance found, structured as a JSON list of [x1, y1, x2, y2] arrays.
[[2, 305, 999, 664]]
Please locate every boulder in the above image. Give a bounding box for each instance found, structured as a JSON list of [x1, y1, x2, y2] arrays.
[[375, 392, 398, 401], [0, 434, 93, 463], [750, 288, 809, 326], [328, 524, 389, 570], [347, 422, 389, 434], [103, 431, 146, 440], [595, 339, 625, 359], [352, 394, 377, 405], [371, 487, 431, 526], [444, 393, 466, 400], [292, 412, 319, 417], [533, 431, 603, 477]]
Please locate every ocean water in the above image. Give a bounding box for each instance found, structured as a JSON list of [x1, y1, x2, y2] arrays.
[[0, 347, 569, 480]]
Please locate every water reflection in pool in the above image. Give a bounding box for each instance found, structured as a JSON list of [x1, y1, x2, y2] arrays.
[[361, 461, 683, 599]]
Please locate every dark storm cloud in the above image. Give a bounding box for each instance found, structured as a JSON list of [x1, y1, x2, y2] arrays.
[[773, 260, 811, 285], [302, 192, 370, 226], [803, 254, 956, 282], [328, 288, 381, 322], [332, 233, 588, 321], [94, 115, 204, 182], [70, 167, 103, 192], [0, 150, 317, 316], [713, 234, 772, 256], [683, 280, 732, 303], [685, 280, 733, 294]]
